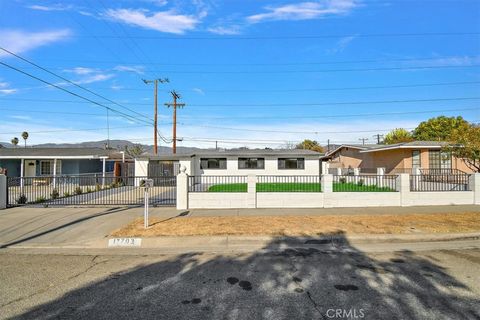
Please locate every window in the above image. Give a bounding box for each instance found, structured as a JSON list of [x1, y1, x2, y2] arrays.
[[412, 150, 421, 169], [429, 150, 451, 169], [238, 158, 265, 169], [40, 160, 62, 175], [200, 158, 227, 169], [278, 158, 305, 170]]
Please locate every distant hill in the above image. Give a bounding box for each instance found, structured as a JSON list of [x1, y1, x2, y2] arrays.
[[0, 140, 206, 155]]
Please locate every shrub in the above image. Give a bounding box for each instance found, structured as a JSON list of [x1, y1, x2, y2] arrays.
[[35, 196, 46, 203], [357, 179, 365, 187], [16, 194, 27, 204], [95, 184, 102, 191], [339, 177, 347, 184], [51, 189, 59, 199], [64, 192, 70, 197], [86, 187, 92, 193], [74, 187, 83, 195]]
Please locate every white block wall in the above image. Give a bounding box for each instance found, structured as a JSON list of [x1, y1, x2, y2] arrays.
[[257, 193, 324, 208], [188, 192, 249, 209], [323, 192, 401, 208], [402, 192, 474, 206]]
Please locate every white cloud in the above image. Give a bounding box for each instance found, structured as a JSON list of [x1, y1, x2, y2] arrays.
[[0, 89, 18, 95], [114, 65, 145, 74], [74, 73, 115, 84], [192, 88, 205, 95], [9, 115, 32, 121], [207, 25, 242, 35], [327, 35, 356, 54], [247, 1, 359, 23], [27, 4, 73, 11], [0, 29, 71, 57], [64, 67, 97, 75], [104, 8, 201, 34], [405, 55, 480, 67], [110, 84, 124, 91]]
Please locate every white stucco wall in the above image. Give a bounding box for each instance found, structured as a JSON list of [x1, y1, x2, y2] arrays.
[[402, 192, 474, 206], [257, 193, 324, 208], [191, 155, 320, 176], [188, 192, 249, 209], [323, 192, 401, 208]]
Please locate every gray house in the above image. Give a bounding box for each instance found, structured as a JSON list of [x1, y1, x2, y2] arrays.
[[0, 148, 126, 178]]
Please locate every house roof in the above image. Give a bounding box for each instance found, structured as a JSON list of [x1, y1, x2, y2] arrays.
[[0, 147, 120, 159], [359, 141, 447, 153], [137, 149, 323, 160]]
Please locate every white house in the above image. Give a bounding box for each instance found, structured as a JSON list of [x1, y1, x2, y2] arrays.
[[135, 149, 324, 177]]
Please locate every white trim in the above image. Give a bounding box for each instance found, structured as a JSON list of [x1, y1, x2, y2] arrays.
[[360, 145, 442, 153], [325, 145, 368, 156]]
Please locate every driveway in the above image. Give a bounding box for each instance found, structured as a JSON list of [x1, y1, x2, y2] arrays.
[[0, 207, 180, 248]]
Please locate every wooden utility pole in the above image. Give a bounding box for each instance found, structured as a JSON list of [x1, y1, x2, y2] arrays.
[[143, 78, 169, 155], [359, 138, 368, 145], [165, 90, 185, 154], [373, 134, 384, 144]]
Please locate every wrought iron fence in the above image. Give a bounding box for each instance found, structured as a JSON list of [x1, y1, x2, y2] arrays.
[[419, 168, 467, 175], [410, 174, 471, 191], [257, 175, 321, 192], [188, 176, 248, 192], [7, 175, 176, 207], [333, 175, 397, 192]]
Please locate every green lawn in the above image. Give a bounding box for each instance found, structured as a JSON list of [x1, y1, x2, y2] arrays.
[[333, 182, 396, 192], [207, 182, 395, 192]]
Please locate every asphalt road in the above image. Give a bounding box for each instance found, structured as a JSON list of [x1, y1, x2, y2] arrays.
[[1, 245, 479, 319]]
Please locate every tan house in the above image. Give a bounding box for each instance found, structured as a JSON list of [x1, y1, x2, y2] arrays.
[[324, 141, 474, 174]]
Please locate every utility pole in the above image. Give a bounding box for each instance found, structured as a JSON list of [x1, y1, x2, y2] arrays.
[[143, 78, 169, 155], [327, 139, 330, 153], [373, 134, 384, 144], [165, 90, 185, 154], [359, 138, 368, 145]]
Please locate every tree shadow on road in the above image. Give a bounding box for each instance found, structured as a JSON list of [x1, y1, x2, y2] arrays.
[[9, 233, 480, 320]]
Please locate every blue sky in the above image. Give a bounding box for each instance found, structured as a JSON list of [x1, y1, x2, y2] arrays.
[[0, 0, 479, 149]]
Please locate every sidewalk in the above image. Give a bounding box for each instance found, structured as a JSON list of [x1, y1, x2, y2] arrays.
[[0, 205, 479, 250]]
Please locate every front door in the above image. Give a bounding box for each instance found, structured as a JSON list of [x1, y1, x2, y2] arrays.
[[24, 160, 36, 177]]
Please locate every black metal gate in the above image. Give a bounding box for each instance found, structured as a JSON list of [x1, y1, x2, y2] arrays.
[[6, 175, 176, 207]]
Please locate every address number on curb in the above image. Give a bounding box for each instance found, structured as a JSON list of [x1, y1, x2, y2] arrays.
[[108, 238, 142, 247]]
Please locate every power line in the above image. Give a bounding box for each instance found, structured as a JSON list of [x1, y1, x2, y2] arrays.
[[0, 124, 149, 135], [114, 64, 480, 75], [0, 46, 153, 123], [2, 96, 479, 107], [0, 60, 150, 125], [69, 31, 480, 40], [30, 55, 480, 67]]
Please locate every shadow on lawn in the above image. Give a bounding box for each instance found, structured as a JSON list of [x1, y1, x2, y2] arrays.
[[13, 233, 480, 320]]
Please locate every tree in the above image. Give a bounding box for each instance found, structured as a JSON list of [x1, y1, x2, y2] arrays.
[[21, 131, 29, 148], [11, 137, 19, 148], [413, 116, 469, 141], [445, 124, 480, 172], [124, 144, 145, 158], [296, 139, 325, 153], [383, 128, 414, 144]]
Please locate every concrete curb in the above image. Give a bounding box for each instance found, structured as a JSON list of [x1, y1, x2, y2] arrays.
[[2, 232, 479, 253]]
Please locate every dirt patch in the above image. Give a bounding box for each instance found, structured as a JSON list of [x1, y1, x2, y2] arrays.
[[111, 212, 480, 237]]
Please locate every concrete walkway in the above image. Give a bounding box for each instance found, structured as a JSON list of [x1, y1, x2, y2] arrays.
[[0, 205, 479, 249]]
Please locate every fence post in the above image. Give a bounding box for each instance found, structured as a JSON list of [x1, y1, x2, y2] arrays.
[[470, 173, 480, 205], [176, 166, 189, 210], [321, 161, 329, 175], [353, 168, 360, 184], [0, 175, 6, 209], [247, 174, 256, 208], [336, 168, 342, 176], [321, 174, 333, 193], [377, 167, 385, 188], [396, 173, 410, 206]]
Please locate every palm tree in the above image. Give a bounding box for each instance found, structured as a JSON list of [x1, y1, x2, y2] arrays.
[[11, 137, 19, 148], [21, 131, 28, 148]]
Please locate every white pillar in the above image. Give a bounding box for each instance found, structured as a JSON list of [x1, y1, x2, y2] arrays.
[[321, 161, 329, 175], [134, 159, 149, 186], [469, 173, 480, 205], [247, 174, 256, 208], [0, 174, 6, 209], [102, 158, 106, 187], [396, 173, 410, 206], [53, 159, 57, 189], [321, 174, 333, 193], [20, 159, 24, 190], [353, 168, 360, 184], [176, 166, 189, 210], [377, 167, 385, 188], [336, 167, 342, 176]]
